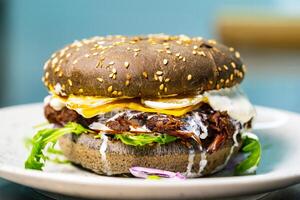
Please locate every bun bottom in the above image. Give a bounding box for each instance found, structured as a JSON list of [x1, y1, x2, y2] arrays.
[[59, 133, 241, 177]]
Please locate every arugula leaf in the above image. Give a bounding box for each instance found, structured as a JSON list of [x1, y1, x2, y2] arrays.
[[25, 122, 92, 170], [235, 133, 261, 175], [115, 133, 177, 146]]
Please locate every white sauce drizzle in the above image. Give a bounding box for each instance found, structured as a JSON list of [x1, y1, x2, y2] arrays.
[[205, 87, 256, 124], [99, 134, 112, 175], [184, 112, 208, 140], [129, 125, 151, 132], [184, 148, 195, 177], [199, 152, 208, 174], [185, 144, 208, 178], [44, 95, 65, 111], [89, 122, 112, 131], [212, 123, 240, 173], [242, 132, 259, 140]]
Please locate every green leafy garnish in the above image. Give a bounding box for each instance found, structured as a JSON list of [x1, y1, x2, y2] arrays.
[[25, 122, 92, 170], [235, 133, 261, 175], [115, 133, 177, 146]]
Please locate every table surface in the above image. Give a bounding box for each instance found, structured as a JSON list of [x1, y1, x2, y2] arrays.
[[0, 178, 299, 200]]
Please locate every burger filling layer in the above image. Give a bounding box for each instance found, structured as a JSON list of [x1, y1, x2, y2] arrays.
[[43, 87, 255, 153]]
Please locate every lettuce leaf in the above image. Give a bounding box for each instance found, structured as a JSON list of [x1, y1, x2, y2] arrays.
[[235, 133, 261, 175], [25, 122, 92, 170], [25, 122, 178, 170], [115, 133, 177, 146]]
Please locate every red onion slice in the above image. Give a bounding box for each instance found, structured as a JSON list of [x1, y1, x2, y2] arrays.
[[129, 167, 186, 180]]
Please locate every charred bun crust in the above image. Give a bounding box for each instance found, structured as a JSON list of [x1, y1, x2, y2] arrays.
[[43, 34, 246, 97], [58, 133, 241, 177]]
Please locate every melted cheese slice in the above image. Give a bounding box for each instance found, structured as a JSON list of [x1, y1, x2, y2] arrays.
[[49, 95, 201, 118], [143, 87, 255, 123], [47, 87, 255, 123], [72, 100, 200, 118]]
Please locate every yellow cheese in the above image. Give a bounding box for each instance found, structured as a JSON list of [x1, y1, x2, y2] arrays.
[[49, 94, 201, 118]]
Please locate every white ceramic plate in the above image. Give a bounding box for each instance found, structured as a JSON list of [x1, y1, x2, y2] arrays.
[[0, 103, 299, 199]]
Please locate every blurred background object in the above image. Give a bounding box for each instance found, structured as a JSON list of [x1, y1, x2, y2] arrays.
[[0, 0, 299, 112]]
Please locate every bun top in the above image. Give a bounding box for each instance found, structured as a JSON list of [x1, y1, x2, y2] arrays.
[[42, 34, 246, 98]]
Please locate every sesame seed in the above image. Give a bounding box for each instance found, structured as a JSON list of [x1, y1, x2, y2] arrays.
[[166, 50, 172, 54], [209, 80, 213, 85], [45, 72, 49, 78], [142, 72, 148, 78], [175, 53, 180, 57], [125, 80, 130, 86], [133, 48, 140, 52], [66, 53, 72, 58], [225, 79, 230, 84], [124, 61, 130, 68], [126, 74, 131, 80], [231, 62, 236, 68], [52, 57, 58, 65], [96, 60, 102, 68], [220, 79, 224, 83], [158, 76, 163, 82], [154, 74, 158, 81], [156, 71, 163, 75], [134, 52, 139, 57], [118, 91, 123, 96], [112, 74, 116, 79], [229, 47, 234, 52], [187, 74, 192, 80], [235, 51, 240, 58], [43, 60, 50, 70], [97, 78, 103, 83], [109, 73, 114, 78], [218, 67, 222, 71], [68, 79, 72, 86], [84, 54, 90, 58], [216, 84, 220, 89], [164, 87, 168, 92], [179, 55, 183, 60], [54, 66, 60, 73], [58, 71, 63, 77], [198, 51, 206, 56], [109, 61, 115, 65], [182, 57, 186, 62], [163, 59, 168, 65], [223, 65, 229, 70], [230, 74, 234, 81], [193, 45, 198, 50], [165, 78, 170, 82], [159, 84, 164, 90], [112, 90, 118, 95], [192, 50, 197, 55], [107, 86, 113, 93], [112, 68, 117, 74], [72, 59, 78, 65], [79, 88, 83, 93]]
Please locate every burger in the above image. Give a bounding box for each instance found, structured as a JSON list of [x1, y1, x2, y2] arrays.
[[25, 34, 261, 178]]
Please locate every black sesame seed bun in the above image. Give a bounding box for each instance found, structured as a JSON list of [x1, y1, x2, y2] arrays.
[[58, 133, 242, 177], [43, 34, 245, 98]]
